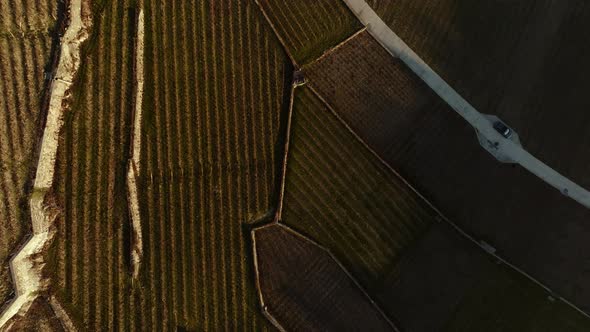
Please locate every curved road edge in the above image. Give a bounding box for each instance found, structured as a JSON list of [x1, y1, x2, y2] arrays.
[[342, 0, 590, 209]]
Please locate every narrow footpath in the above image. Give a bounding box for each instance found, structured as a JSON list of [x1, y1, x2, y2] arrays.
[[127, 9, 145, 281], [0, 0, 89, 329]]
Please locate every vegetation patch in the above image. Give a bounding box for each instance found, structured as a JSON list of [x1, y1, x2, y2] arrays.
[[257, 0, 362, 65]]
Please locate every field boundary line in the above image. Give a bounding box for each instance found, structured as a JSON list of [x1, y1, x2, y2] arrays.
[[264, 82, 401, 330], [302, 27, 366, 70], [251, 225, 288, 332], [127, 8, 145, 282], [251, 223, 400, 331], [48, 295, 76, 332], [0, 0, 90, 329], [273, 84, 296, 223], [306, 81, 590, 320], [253, 0, 298, 67]]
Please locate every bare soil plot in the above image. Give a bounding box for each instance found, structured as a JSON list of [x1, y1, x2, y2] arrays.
[[305, 30, 590, 314], [252, 224, 395, 331], [0, 0, 55, 309], [256, 0, 361, 65], [367, 0, 590, 188]]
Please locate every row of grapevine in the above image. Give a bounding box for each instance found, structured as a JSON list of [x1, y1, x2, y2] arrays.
[[0, 0, 56, 34], [133, 0, 292, 329], [257, 0, 361, 65], [0, 0, 54, 309], [281, 86, 436, 302], [253, 224, 395, 331], [51, 1, 137, 330]]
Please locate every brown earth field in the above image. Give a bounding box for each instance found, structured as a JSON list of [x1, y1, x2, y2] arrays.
[[368, 0, 590, 189], [256, 0, 361, 65], [47, 0, 293, 330], [304, 29, 590, 314], [252, 224, 396, 331], [279, 85, 590, 330], [0, 0, 56, 309]]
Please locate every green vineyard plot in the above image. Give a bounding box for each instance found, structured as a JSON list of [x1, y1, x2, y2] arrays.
[[3, 0, 590, 330], [48, 0, 293, 330], [257, 0, 362, 65]]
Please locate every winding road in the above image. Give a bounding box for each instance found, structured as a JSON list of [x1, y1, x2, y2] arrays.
[[342, 0, 590, 209]]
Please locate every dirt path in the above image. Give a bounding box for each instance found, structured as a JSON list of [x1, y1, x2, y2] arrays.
[[342, 0, 590, 210], [0, 0, 90, 329], [127, 9, 145, 280]]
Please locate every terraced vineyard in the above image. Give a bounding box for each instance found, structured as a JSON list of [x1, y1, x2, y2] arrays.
[[49, 0, 137, 330], [257, 0, 361, 65], [281, 86, 437, 295], [135, 0, 291, 329], [0, 0, 55, 308], [4, 1, 590, 330]]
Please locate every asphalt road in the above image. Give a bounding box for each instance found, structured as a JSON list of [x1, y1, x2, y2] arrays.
[[342, 0, 590, 210]]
